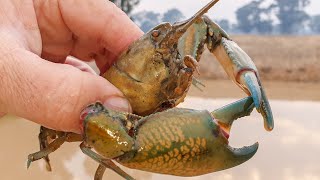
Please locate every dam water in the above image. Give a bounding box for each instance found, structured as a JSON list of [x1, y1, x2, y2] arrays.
[[1, 97, 319, 180]]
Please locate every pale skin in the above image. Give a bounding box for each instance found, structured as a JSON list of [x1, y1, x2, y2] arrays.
[[0, 0, 143, 133]]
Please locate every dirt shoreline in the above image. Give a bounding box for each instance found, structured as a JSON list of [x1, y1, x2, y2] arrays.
[[188, 79, 320, 101], [198, 35, 320, 82]]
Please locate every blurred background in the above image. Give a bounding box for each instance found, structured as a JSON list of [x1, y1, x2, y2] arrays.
[[1, 0, 319, 179]]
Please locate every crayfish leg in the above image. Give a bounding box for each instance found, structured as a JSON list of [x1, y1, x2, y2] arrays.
[[38, 126, 56, 171], [27, 127, 82, 170], [94, 164, 106, 180], [27, 132, 66, 169], [80, 142, 135, 180]]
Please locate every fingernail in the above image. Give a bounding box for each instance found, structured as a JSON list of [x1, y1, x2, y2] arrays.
[[103, 96, 132, 112]]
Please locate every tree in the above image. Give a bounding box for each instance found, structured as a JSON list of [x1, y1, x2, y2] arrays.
[[162, 8, 185, 24], [215, 19, 231, 32], [272, 0, 310, 34], [310, 15, 320, 33], [132, 8, 185, 33], [131, 11, 161, 32], [236, 0, 273, 34], [110, 0, 140, 15]]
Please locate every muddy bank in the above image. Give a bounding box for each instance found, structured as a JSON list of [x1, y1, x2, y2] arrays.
[[198, 35, 320, 82]]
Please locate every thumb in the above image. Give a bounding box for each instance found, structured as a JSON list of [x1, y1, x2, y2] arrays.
[[0, 49, 131, 133]]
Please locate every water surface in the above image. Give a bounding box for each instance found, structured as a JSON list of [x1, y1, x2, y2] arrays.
[[0, 97, 319, 180]]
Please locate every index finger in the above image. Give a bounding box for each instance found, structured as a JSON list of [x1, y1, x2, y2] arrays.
[[58, 0, 143, 55]]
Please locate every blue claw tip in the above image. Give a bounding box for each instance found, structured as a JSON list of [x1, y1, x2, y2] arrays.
[[244, 73, 262, 109]]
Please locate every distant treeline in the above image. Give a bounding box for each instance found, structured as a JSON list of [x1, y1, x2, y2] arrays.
[[111, 0, 320, 35]]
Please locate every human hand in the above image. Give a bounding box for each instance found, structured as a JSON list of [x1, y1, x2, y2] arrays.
[[0, 0, 143, 133]]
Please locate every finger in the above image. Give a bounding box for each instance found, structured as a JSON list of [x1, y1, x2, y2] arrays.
[[94, 51, 118, 74], [34, 0, 143, 70], [58, 0, 143, 54], [0, 49, 131, 133], [65, 56, 97, 75]]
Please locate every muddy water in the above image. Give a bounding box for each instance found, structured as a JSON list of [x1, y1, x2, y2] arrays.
[[1, 96, 319, 180], [188, 80, 320, 101]]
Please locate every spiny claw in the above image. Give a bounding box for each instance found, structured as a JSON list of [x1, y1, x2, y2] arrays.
[[213, 37, 274, 131], [81, 99, 259, 176], [211, 97, 258, 170]]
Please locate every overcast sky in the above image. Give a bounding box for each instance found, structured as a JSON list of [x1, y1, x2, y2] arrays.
[[134, 0, 320, 23]]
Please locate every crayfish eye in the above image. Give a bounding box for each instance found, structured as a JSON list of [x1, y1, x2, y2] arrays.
[[151, 30, 160, 37]]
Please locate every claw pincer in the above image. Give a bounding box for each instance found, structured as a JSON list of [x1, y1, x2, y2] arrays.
[[82, 97, 257, 177], [178, 15, 274, 131]]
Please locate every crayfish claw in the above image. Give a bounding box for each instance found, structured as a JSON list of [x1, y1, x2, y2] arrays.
[[210, 36, 274, 131], [211, 96, 255, 131], [224, 142, 259, 169], [239, 71, 262, 109], [239, 71, 274, 131]]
